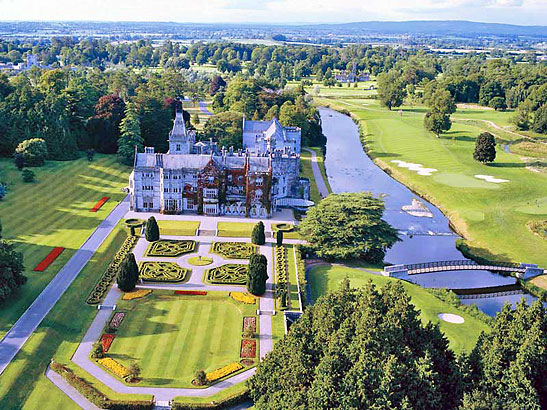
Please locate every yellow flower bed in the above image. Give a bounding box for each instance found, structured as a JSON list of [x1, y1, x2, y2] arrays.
[[122, 289, 152, 300], [97, 357, 130, 378], [206, 362, 244, 382], [230, 292, 256, 305]]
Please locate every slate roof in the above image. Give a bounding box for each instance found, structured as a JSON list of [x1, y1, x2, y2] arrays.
[[135, 153, 270, 172], [169, 110, 187, 139]]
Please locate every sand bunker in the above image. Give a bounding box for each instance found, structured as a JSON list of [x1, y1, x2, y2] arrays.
[[474, 175, 509, 184], [438, 313, 465, 324], [391, 160, 437, 176]]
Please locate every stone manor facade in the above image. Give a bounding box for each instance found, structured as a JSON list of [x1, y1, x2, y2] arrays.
[[129, 107, 309, 218]]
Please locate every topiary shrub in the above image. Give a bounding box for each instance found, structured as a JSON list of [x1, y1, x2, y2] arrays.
[[276, 231, 283, 246], [21, 169, 36, 183], [251, 221, 265, 245], [117, 253, 139, 292], [247, 254, 268, 296], [91, 341, 104, 359], [145, 216, 160, 242]]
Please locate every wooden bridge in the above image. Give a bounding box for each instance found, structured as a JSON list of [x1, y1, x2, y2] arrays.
[[384, 260, 545, 280]]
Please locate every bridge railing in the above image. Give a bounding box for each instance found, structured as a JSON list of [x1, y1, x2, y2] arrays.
[[403, 259, 522, 271]]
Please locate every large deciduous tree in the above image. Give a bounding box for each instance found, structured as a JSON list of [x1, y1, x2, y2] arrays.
[[377, 70, 407, 110], [298, 193, 399, 263], [0, 240, 27, 303], [88, 94, 125, 154], [117, 103, 143, 165], [424, 111, 452, 138], [248, 280, 463, 409], [473, 132, 497, 164], [202, 111, 244, 150]]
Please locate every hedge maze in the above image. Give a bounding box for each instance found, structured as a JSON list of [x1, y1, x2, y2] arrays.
[[210, 242, 257, 259], [145, 240, 196, 257], [139, 261, 189, 282], [205, 264, 248, 285]]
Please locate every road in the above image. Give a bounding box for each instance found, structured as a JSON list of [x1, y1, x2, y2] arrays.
[[0, 197, 130, 376]]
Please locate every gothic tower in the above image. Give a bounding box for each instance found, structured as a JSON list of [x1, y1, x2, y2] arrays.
[[168, 100, 195, 154]]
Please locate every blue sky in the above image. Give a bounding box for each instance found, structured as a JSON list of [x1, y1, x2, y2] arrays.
[[0, 0, 545, 26]]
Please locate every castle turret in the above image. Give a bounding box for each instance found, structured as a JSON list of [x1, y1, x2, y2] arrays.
[[168, 102, 194, 154]]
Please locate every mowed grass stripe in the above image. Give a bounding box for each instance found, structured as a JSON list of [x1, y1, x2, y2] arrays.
[[164, 299, 190, 377], [172, 299, 200, 375]]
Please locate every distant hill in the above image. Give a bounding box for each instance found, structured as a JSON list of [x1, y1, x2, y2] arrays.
[[302, 20, 547, 37]]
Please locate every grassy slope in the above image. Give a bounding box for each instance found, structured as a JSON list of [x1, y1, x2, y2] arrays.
[[314, 95, 547, 276], [0, 223, 152, 409], [0, 155, 129, 339], [309, 265, 490, 354], [108, 291, 255, 388]]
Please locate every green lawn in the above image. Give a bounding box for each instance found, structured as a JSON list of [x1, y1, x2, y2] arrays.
[[300, 147, 332, 204], [315, 94, 547, 283], [0, 155, 129, 339], [286, 246, 301, 310], [157, 220, 200, 236], [217, 221, 256, 237], [0, 223, 153, 409], [309, 265, 490, 353], [107, 291, 256, 388]]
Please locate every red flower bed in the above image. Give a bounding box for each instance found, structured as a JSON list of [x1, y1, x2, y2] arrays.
[[33, 247, 65, 272], [174, 290, 207, 295], [240, 339, 256, 358], [90, 197, 110, 212], [100, 334, 115, 352]]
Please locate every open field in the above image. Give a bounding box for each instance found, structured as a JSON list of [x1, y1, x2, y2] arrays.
[[0, 155, 129, 339], [0, 223, 153, 409], [107, 291, 255, 388], [313, 92, 547, 277], [309, 265, 491, 354]]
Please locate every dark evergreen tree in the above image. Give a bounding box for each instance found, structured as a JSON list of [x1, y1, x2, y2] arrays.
[[276, 230, 284, 247], [473, 132, 497, 163], [145, 216, 160, 242], [251, 221, 266, 245], [116, 253, 139, 292], [0, 240, 27, 303], [247, 254, 268, 296]]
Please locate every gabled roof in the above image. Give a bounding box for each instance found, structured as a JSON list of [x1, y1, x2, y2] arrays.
[[169, 110, 187, 139], [264, 118, 286, 142]]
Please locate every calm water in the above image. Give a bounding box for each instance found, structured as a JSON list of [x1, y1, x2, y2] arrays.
[[320, 107, 535, 315]]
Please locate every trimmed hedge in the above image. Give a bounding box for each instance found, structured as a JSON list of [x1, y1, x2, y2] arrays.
[[87, 235, 139, 305], [211, 242, 257, 259], [205, 264, 248, 285], [294, 245, 307, 306], [171, 389, 250, 410], [50, 362, 154, 409]]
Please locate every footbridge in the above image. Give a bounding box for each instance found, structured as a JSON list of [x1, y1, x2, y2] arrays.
[[384, 260, 545, 281]]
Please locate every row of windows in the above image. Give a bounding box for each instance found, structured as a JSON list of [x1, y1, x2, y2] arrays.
[[141, 173, 154, 178], [164, 187, 182, 193], [143, 202, 153, 208], [142, 185, 154, 191], [164, 174, 197, 180]]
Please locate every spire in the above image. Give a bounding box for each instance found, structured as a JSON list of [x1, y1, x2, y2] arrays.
[[170, 108, 187, 139]]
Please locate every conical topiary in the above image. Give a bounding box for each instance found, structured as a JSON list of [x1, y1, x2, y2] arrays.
[[247, 254, 268, 296], [251, 221, 266, 245], [145, 216, 160, 242], [117, 253, 139, 292]]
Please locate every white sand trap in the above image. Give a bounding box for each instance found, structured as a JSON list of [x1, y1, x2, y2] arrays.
[[438, 313, 465, 324], [474, 174, 509, 184], [391, 160, 437, 176]]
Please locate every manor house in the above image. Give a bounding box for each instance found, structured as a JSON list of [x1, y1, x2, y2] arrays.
[[129, 107, 309, 218]]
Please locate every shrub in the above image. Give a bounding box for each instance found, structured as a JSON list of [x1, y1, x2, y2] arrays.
[[247, 254, 268, 296], [195, 370, 208, 386], [276, 231, 283, 246], [15, 138, 48, 167], [117, 253, 139, 292], [91, 342, 104, 359], [0, 183, 7, 200], [21, 169, 36, 183], [128, 362, 141, 380], [145, 216, 159, 242], [251, 221, 265, 245]]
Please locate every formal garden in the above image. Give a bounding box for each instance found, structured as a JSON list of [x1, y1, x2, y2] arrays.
[[205, 264, 248, 285], [210, 241, 257, 259], [91, 290, 259, 388], [144, 239, 196, 257], [139, 261, 189, 282]]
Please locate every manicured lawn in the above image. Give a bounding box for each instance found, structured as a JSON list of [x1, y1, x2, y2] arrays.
[[300, 146, 332, 204], [286, 246, 301, 310], [157, 220, 200, 236], [0, 155, 129, 339], [308, 265, 490, 354], [315, 94, 547, 284], [271, 223, 302, 240], [217, 222, 256, 237], [107, 291, 256, 388], [0, 223, 153, 409]]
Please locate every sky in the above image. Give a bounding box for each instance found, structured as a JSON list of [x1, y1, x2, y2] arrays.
[[0, 0, 546, 26]]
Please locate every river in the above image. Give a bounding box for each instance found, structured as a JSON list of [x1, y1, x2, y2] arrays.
[[319, 107, 537, 315]]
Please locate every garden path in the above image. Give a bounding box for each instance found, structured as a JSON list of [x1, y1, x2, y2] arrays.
[[303, 148, 330, 199], [0, 196, 130, 376], [45, 365, 102, 410]]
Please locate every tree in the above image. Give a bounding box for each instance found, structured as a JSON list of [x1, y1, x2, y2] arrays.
[[21, 169, 36, 183], [116, 253, 139, 292], [192, 113, 200, 126], [265, 104, 279, 120], [202, 111, 244, 149], [145, 216, 160, 242], [0, 184, 5, 201], [88, 94, 125, 154], [247, 254, 268, 296], [489, 96, 507, 111], [91, 342, 104, 359], [473, 132, 496, 164], [463, 300, 546, 409], [195, 370, 208, 386], [377, 70, 406, 110], [0, 240, 27, 304], [14, 138, 48, 167], [209, 75, 226, 95], [128, 362, 141, 380], [251, 222, 266, 245], [298, 193, 399, 263], [532, 105, 547, 134], [248, 280, 463, 409], [117, 103, 143, 166], [424, 111, 452, 137], [276, 231, 283, 247]]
